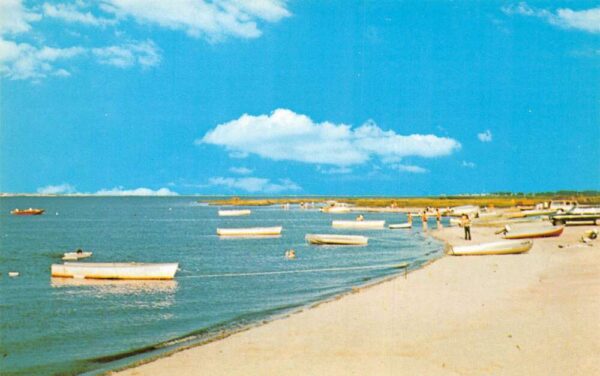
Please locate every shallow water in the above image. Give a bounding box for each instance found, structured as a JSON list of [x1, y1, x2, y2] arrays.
[[0, 197, 443, 375]]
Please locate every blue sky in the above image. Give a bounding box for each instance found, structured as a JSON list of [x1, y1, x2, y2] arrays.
[[1, 1, 599, 196]]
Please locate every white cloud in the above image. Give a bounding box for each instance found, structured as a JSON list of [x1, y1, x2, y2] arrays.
[[462, 161, 476, 168], [317, 166, 352, 174], [477, 130, 493, 142], [94, 186, 178, 196], [100, 0, 291, 41], [92, 40, 160, 68], [199, 109, 461, 167], [229, 166, 253, 175], [43, 3, 116, 26], [0, 0, 41, 36], [503, 3, 600, 33], [208, 176, 300, 193], [37, 183, 77, 194], [391, 164, 428, 174]]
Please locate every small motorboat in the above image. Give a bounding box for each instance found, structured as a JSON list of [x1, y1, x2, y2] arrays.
[[216, 226, 282, 237], [502, 225, 564, 239], [62, 249, 93, 261], [51, 262, 179, 280], [305, 234, 368, 245], [11, 208, 45, 216], [449, 240, 533, 256], [218, 209, 251, 216], [389, 222, 412, 229], [331, 220, 385, 229]]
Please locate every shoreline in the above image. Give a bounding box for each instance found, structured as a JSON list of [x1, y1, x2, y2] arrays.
[[114, 224, 599, 375]]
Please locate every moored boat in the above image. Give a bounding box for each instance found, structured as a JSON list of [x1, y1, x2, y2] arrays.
[[11, 208, 45, 216], [332, 220, 385, 229], [62, 251, 93, 261], [218, 209, 251, 216], [216, 226, 282, 237], [51, 262, 179, 280], [449, 240, 533, 256], [503, 225, 564, 239], [389, 222, 412, 229], [305, 234, 368, 245]]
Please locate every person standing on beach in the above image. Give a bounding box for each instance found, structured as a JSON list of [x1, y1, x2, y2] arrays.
[[421, 211, 428, 231], [408, 212, 413, 224], [436, 209, 442, 228], [460, 214, 471, 240]]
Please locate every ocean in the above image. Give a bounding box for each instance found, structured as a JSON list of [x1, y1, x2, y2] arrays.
[[0, 197, 444, 375]]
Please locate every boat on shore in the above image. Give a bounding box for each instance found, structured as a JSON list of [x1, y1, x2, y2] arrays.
[[449, 240, 533, 256], [51, 262, 179, 280], [503, 225, 564, 239], [10, 208, 45, 216], [217, 226, 283, 237], [321, 206, 352, 213], [389, 222, 412, 229], [62, 251, 93, 261], [332, 220, 385, 229], [218, 209, 251, 216], [305, 234, 368, 245]]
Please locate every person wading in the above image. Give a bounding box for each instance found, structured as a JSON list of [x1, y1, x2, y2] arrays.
[[460, 214, 471, 240]]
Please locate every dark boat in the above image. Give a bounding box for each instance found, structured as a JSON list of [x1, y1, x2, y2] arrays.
[[10, 208, 45, 216]]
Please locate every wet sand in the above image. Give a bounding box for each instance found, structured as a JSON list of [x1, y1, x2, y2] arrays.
[[114, 224, 600, 375]]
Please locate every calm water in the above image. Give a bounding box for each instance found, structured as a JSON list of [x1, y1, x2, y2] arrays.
[[0, 197, 443, 375]]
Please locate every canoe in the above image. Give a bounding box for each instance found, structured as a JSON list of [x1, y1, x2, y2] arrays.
[[217, 226, 282, 236], [62, 251, 93, 261], [332, 220, 385, 229], [389, 222, 412, 229], [305, 234, 368, 245], [51, 262, 179, 280], [450, 240, 533, 256], [11, 208, 45, 216], [503, 226, 564, 239], [218, 209, 251, 216]]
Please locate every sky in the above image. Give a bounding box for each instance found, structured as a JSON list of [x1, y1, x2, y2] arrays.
[[1, 0, 599, 196]]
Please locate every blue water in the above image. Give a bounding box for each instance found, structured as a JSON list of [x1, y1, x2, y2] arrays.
[[0, 197, 444, 375]]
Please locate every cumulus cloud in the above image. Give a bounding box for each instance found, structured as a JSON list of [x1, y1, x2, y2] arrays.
[[229, 166, 253, 175], [317, 166, 353, 174], [199, 109, 461, 167], [391, 164, 428, 174], [92, 40, 160, 68], [0, 0, 41, 35], [37, 183, 77, 194], [100, 0, 291, 40], [502, 3, 600, 33], [208, 177, 301, 193], [43, 3, 116, 26], [477, 130, 493, 142], [94, 186, 178, 196], [462, 161, 476, 168]]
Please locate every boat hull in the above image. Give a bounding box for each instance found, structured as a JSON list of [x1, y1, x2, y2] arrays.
[[332, 220, 385, 229], [305, 234, 368, 245], [450, 240, 533, 256], [218, 209, 251, 216], [51, 262, 179, 280], [389, 223, 412, 229], [62, 252, 93, 261], [217, 226, 282, 236], [11, 209, 45, 216], [504, 226, 564, 239]]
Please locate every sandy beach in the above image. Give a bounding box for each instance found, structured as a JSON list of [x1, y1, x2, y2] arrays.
[[115, 224, 600, 376]]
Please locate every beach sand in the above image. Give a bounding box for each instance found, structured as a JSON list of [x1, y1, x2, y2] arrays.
[[114, 225, 600, 375]]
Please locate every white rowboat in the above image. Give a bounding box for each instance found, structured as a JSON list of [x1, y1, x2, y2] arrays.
[[450, 240, 533, 256], [332, 220, 385, 229], [503, 225, 564, 239], [51, 262, 179, 280], [305, 234, 368, 245], [62, 251, 93, 261], [217, 226, 282, 237], [389, 222, 412, 229], [218, 209, 251, 216]]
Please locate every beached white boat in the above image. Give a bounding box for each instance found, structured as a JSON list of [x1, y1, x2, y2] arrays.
[[216, 226, 282, 237], [450, 205, 479, 216], [503, 225, 564, 239], [62, 251, 93, 261], [218, 209, 251, 216], [51, 262, 179, 280], [331, 220, 385, 229], [321, 206, 352, 213], [389, 222, 412, 229], [305, 234, 368, 245], [449, 240, 533, 256]]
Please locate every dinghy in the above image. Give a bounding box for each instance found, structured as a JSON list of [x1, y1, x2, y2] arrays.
[[218, 209, 251, 216], [217, 226, 282, 237], [332, 220, 385, 229], [389, 222, 412, 229], [51, 262, 179, 280], [321, 206, 352, 213], [449, 240, 533, 256], [503, 225, 564, 239], [11, 208, 45, 216], [305, 234, 368, 245], [62, 251, 93, 261]]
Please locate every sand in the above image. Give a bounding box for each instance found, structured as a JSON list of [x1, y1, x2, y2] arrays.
[[114, 224, 600, 376]]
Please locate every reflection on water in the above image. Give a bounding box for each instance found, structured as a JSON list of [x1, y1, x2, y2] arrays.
[[51, 277, 178, 295]]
